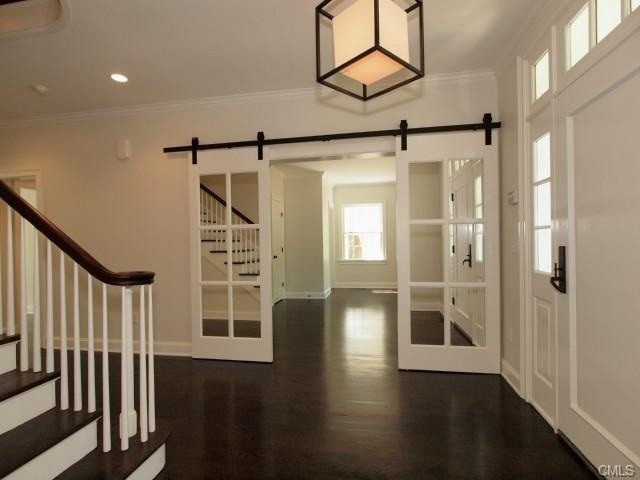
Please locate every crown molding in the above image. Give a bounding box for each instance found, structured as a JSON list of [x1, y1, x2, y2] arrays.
[[0, 69, 496, 129]]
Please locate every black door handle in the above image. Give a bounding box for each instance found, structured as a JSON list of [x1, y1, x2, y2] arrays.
[[462, 244, 472, 268], [550, 246, 567, 294]]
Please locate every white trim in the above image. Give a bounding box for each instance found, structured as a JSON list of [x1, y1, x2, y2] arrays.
[[126, 444, 167, 480], [53, 336, 191, 357], [284, 290, 331, 300], [0, 70, 496, 129], [333, 282, 397, 289]]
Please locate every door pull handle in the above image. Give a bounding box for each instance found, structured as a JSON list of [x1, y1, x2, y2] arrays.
[[550, 246, 567, 294], [462, 244, 472, 268]]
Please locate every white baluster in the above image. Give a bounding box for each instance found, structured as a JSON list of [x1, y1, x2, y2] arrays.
[[125, 288, 136, 436], [139, 285, 148, 442], [33, 231, 41, 372], [243, 229, 247, 275], [46, 241, 54, 373], [6, 208, 15, 336], [59, 252, 69, 410], [87, 273, 96, 413], [19, 218, 27, 371], [148, 284, 156, 433], [120, 287, 129, 450], [73, 263, 82, 411], [102, 283, 111, 452]]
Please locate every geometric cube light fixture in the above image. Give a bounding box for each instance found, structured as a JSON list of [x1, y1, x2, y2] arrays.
[[316, 0, 424, 101]]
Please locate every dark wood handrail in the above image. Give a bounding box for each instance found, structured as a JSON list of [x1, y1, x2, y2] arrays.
[[199, 184, 255, 225], [0, 180, 154, 286]]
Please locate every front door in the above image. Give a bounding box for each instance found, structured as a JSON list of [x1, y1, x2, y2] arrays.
[[190, 148, 273, 362], [396, 131, 500, 373]]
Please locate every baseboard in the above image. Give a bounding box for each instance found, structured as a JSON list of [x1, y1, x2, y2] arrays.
[[203, 310, 260, 321], [333, 282, 397, 289], [500, 359, 523, 398], [323, 287, 332, 299], [53, 336, 192, 357], [285, 291, 330, 300], [411, 302, 444, 315]]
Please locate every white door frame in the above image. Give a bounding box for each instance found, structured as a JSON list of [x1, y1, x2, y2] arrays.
[[189, 148, 273, 362]]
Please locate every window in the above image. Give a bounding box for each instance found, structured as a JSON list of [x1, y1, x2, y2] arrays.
[[533, 133, 552, 274], [533, 50, 550, 101], [633, 0, 640, 11], [597, 0, 622, 42], [568, 4, 590, 68], [341, 203, 385, 261]]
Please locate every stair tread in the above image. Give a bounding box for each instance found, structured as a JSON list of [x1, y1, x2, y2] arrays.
[[56, 420, 171, 480], [0, 408, 101, 478], [0, 369, 60, 403], [0, 334, 20, 346], [238, 272, 260, 276]]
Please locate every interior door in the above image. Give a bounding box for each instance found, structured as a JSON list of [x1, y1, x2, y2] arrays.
[[396, 131, 500, 373], [190, 147, 273, 362], [271, 197, 285, 304]]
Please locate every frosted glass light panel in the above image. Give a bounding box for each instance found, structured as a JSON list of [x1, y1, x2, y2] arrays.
[[568, 5, 590, 68], [450, 288, 485, 347], [333, 0, 409, 85], [409, 162, 442, 219], [232, 287, 261, 338], [533, 133, 552, 274], [533, 51, 550, 101], [230, 173, 259, 225], [596, 0, 622, 43], [342, 203, 385, 261], [199, 174, 226, 227], [202, 286, 230, 337], [410, 225, 443, 282], [410, 288, 445, 345]]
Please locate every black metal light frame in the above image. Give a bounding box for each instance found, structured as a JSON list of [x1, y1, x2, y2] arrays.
[[315, 0, 424, 101]]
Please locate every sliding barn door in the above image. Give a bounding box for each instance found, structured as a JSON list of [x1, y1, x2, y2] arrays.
[[396, 132, 500, 373], [189, 148, 273, 362]]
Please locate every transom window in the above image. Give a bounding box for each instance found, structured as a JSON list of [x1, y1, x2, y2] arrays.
[[533, 133, 552, 274], [341, 203, 385, 261], [533, 50, 550, 101], [568, 4, 590, 68]]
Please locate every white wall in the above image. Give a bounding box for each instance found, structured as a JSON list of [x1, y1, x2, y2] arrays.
[[0, 74, 497, 353], [332, 183, 397, 288]]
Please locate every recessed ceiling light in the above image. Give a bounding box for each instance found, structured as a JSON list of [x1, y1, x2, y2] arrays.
[[110, 73, 128, 83]]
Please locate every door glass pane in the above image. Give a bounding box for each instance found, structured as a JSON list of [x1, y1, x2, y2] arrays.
[[410, 288, 445, 345], [410, 225, 443, 282], [450, 224, 485, 282], [232, 228, 261, 280], [534, 182, 552, 227], [533, 51, 550, 101], [230, 172, 259, 225], [533, 133, 551, 182], [233, 286, 261, 338], [568, 5, 590, 68], [450, 288, 485, 347], [202, 286, 229, 337], [596, 0, 621, 43], [409, 162, 442, 219], [535, 228, 552, 274], [449, 159, 483, 220], [201, 228, 227, 281], [200, 174, 227, 226]]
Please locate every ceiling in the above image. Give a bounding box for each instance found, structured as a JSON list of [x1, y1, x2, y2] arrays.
[[276, 155, 396, 187], [0, 0, 541, 122]]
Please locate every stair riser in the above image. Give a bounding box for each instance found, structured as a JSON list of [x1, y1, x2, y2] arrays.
[[0, 341, 17, 375], [126, 444, 166, 480], [0, 380, 56, 436], [5, 420, 98, 480]]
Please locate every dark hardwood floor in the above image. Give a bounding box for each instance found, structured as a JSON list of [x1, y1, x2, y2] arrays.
[[152, 289, 593, 479]]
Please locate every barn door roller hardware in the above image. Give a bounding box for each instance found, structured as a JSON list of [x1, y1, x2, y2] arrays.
[[164, 113, 501, 163]]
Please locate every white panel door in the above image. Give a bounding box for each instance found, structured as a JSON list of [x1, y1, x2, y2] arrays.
[[190, 147, 273, 362], [396, 131, 500, 373], [555, 52, 640, 471], [271, 197, 285, 304]]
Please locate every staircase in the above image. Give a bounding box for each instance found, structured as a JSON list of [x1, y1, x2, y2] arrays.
[[200, 184, 260, 279], [0, 181, 168, 479]]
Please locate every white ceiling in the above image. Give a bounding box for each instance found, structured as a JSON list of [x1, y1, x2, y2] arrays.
[[276, 155, 396, 187], [0, 0, 541, 121]]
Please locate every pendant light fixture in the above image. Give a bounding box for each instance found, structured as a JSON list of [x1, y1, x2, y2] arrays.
[[316, 0, 424, 101]]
